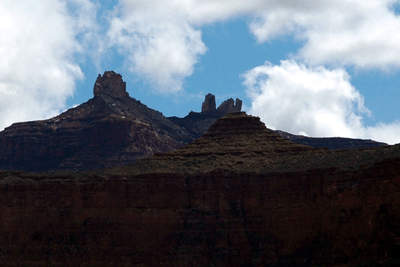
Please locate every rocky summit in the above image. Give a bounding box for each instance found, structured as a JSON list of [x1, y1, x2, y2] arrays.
[[0, 71, 242, 172], [0, 71, 386, 172], [0, 71, 192, 172], [1, 112, 400, 266]]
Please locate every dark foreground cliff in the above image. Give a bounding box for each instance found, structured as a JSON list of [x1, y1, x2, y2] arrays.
[[1, 112, 400, 266]]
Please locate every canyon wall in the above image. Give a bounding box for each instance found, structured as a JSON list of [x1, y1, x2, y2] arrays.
[[1, 113, 400, 266], [1, 159, 400, 266]]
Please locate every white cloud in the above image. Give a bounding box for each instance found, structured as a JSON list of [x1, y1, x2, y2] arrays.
[[243, 60, 400, 145], [105, 0, 270, 93], [249, 0, 400, 69], [0, 0, 96, 130], [107, 0, 207, 93], [106, 0, 400, 94]]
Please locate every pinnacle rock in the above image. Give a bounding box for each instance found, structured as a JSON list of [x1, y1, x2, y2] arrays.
[[201, 93, 243, 115], [201, 93, 216, 113], [93, 71, 129, 99]]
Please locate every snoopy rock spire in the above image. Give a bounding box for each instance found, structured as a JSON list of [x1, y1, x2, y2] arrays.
[[93, 71, 129, 99]]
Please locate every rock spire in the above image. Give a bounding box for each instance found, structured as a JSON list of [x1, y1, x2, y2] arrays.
[[201, 93, 216, 113], [201, 93, 242, 115], [217, 98, 242, 114], [93, 71, 129, 99]]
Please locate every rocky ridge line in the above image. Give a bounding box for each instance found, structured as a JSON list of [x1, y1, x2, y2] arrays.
[[0, 71, 388, 172], [0, 72, 243, 172]]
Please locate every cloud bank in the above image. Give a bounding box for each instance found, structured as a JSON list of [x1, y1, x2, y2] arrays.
[[249, 0, 400, 69], [243, 60, 400, 144]]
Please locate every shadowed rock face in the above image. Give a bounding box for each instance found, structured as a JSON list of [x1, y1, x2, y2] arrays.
[[0, 71, 193, 172], [0, 72, 247, 172], [201, 93, 242, 115], [274, 129, 388, 150], [0, 71, 386, 173], [201, 93, 216, 113], [1, 112, 400, 266], [216, 97, 242, 114], [93, 71, 128, 98]]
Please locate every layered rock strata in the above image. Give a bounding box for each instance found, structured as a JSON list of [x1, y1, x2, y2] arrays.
[[275, 129, 388, 150], [1, 112, 400, 266]]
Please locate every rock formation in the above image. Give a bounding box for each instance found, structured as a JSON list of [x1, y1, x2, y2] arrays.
[[169, 93, 244, 140], [0, 71, 194, 172], [216, 97, 242, 114], [0, 72, 247, 172], [201, 93, 242, 115], [0, 112, 400, 266], [201, 93, 216, 113], [93, 71, 128, 98], [0, 71, 387, 172]]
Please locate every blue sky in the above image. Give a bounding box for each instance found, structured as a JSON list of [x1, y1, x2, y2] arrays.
[[2, 0, 400, 144]]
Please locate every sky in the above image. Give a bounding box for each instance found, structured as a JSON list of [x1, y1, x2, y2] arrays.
[[2, 0, 400, 144]]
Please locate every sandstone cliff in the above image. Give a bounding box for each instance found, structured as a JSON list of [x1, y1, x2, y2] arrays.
[[1, 112, 400, 266]]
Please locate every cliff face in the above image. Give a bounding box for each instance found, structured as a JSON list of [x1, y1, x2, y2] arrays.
[[1, 113, 400, 266]]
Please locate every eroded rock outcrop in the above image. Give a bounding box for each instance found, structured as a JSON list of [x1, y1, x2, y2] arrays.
[[0, 71, 193, 172], [216, 97, 242, 114], [1, 113, 400, 266], [0, 73, 247, 172], [93, 71, 128, 98], [0, 72, 387, 173], [169, 93, 244, 140], [201, 93, 242, 115], [201, 93, 216, 113]]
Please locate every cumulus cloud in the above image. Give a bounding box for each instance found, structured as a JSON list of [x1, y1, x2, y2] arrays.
[[243, 60, 400, 144], [249, 0, 400, 69], [106, 0, 400, 94], [106, 0, 268, 93], [0, 0, 97, 130], [107, 1, 206, 93]]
